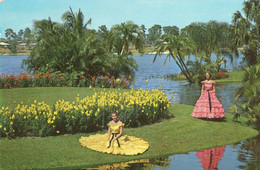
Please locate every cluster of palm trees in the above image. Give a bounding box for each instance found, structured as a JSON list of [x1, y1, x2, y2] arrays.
[[23, 8, 145, 80], [228, 0, 260, 126], [153, 21, 234, 83]]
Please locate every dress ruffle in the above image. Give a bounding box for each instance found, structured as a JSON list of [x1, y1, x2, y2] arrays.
[[79, 133, 149, 155], [192, 90, 225, 118]]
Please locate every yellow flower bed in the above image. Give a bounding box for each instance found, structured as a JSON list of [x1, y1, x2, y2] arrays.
[[0, 89, 171, 138]]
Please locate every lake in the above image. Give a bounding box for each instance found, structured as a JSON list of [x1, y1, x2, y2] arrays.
[[0, 54, 259, 169]]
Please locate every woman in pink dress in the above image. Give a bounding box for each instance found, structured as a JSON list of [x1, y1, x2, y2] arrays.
[[192, 72, 225, 118]]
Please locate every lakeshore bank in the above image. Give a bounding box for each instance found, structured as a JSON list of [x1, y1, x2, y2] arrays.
[[0, 87, 258, 169]]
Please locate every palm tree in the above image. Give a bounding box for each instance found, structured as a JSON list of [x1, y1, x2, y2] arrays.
[[153, 33, 196, 83], [230, 64, 260, 125], [230, 0, 259, 65], [23, 9, 107, 76], [62, 7, 91, 37], [110, 21, 145, 55]]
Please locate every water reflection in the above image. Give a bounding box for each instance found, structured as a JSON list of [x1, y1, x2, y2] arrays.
[[235, 135, 260, 169], [86, 158, 171, 170], [87, 146, 227, 170], [195, 146, 226, 170]]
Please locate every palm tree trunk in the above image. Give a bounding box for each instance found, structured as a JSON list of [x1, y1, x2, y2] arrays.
[[169, 52, 194, 83], [176, 52, 194, 83]]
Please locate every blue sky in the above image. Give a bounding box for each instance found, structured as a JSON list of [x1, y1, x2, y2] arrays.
[[0, 0, 244, 38]]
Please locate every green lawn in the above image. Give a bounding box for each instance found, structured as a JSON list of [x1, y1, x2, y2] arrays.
[[215, 71, 244, 83], [0, 87, 258, 169]]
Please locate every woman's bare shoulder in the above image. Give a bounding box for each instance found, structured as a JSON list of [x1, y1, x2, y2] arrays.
[[108, 120, 114, 125], [117, 120, 123, 124]]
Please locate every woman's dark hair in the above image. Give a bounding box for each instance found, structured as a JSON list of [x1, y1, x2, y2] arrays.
[[205, 72, 212, 79], [112, 111, 118, 116]]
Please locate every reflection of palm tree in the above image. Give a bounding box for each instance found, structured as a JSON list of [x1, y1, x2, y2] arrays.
[[195, 145, 226, 170], [236, 135, 260, 170]]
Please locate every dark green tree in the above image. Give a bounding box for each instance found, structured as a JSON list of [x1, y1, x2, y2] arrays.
[[230, 0, 260, 65], [147, 24, 162, 45], [24, 27, 32, 43], [163, 26, 179, 36], [5, 28, 17, 42], [17, 29, 24, 41]]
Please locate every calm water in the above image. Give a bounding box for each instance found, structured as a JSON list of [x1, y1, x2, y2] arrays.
[[0, 55, 259, 170]]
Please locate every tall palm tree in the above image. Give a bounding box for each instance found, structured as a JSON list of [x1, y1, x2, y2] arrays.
[[153, 33, 196, 83], [62, 7, 91, 37], [110, 21, 145, 55], [230, 0, 259, 65]]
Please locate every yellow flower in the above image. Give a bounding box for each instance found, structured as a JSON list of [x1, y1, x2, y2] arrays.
[[10, 121, 13, 125], [116, 78, 120, 83], [4, 128, 6, 131], [56, 131, 60, 134], [89, 85, 92, 90], [146, 79, 148, 83], [35, 116, 38, 120], [13, 129, 15, 132], [0, 125, 2, 128], [72, 116, 75, 119]]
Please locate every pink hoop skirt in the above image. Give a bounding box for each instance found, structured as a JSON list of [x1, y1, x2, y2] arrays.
[[192, 81, 225, 118]]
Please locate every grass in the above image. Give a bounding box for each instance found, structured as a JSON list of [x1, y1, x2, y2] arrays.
[[163, 71, 245, 82], [0, 87, 258, 169], [215, 71, 244, 83]]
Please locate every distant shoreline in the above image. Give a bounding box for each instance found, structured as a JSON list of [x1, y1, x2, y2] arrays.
[[1, 53, 30, 56]]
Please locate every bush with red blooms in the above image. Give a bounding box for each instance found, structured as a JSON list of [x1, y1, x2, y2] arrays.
[[0, 72, 132, 89], [215, 71, 229, 79]]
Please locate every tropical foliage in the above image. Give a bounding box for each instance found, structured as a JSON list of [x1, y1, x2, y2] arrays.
[[0, 89, 170, 138], [153, 31, 195, 83], [230, 0, 260, 65], [230, 64, 260, 126], [154, 21, 234, 83], [22, 9, 144, 83]]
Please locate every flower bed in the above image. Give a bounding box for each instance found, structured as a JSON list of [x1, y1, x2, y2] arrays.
[[0, 89, 170, 138], [0, 72, 132, 89]]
